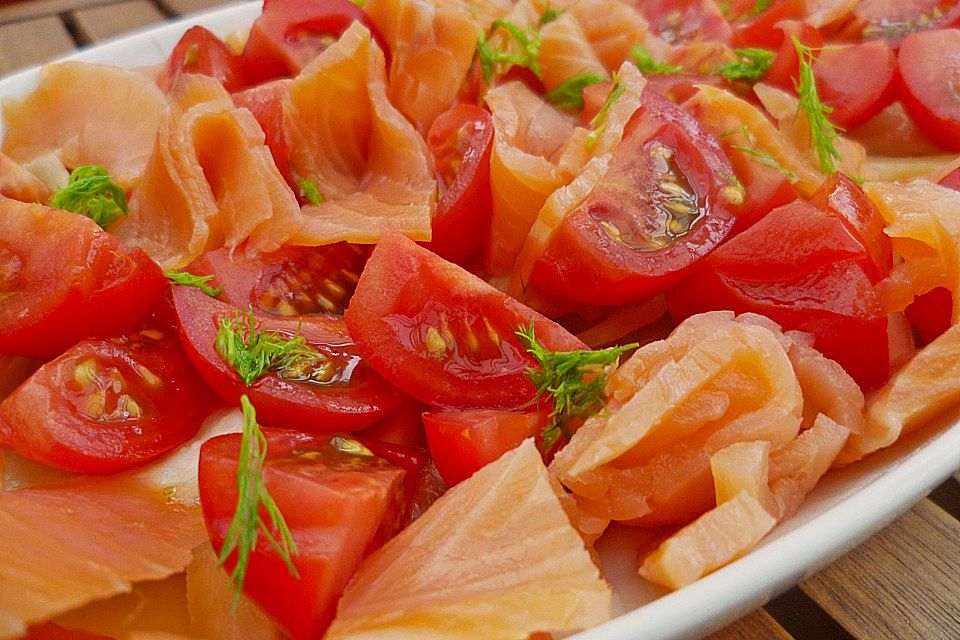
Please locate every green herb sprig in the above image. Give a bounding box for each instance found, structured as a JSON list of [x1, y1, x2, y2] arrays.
[[585, 75, 625, 146], [516, 324, 637, 449], [164, 269, 222, 297], [477, 19, 542, 85], [545, 72, 609, 110], [630, 45, 682, 75], [793, 36, 843, 173], [298, 179, 324, 205], [51, 165, 127, 228], [714, 47, 774, 82]]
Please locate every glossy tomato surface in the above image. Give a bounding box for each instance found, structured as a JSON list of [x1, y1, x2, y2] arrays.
[[529, 93, 738, 305], [0, 331, 212, 473], [172, 285, 405, 431], [898, 28, 960, 150], [813, 41, 898, 130], [667, 201, 889, 388], [423, 409, 549, 486], [424, 104, 494, 266], [240, 0, 387, 84], [731, 0, 805, 47], [199, 428, 405, 639], [763, 21, 823, 91], [848, 0, 960, 46], [344, 231, 586, 410], [0, 200, 166, 359], [160, 25, 245, 92], [905, 286, 952, 345], [187, 244, 369, 316], [636, 0, 732, 45]]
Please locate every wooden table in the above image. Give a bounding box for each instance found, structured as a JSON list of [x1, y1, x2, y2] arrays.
[[1, 1, 959, 638]]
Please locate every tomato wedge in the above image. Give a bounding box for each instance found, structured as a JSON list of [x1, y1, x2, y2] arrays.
[[528, 92, 738, 305], [344, 231, 586, 410], [423, 409, 549, 486], [240, 0, 388, 84], [200, 428, 405, 639], [172, 285, 405, 431], [159, 25, 246, 92], [763, 21, 823, 91], [813, 41, 898, 130], [905, 287, 952, 345], [898, 28, 960, 150], [423, 104, 494, 266], [0, 331, 212, 474], [187, 244, 369, 316], [0, 199, 167, 359], [731, 0, 805, 48]]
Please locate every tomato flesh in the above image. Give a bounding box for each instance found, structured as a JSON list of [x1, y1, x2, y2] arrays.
[[667, 201, 889, 388], [240, 0, 388, 84], [160, 26, 246, 93], [851, 0, 960, 46], [187, 244, 369, 317], [763, 21, 824, 91], [199, 428, 405, 639], [731, 0, 805, 48], [813, 41, 898, 129], [636, 0, 733, 45], [898, 28, 960, 150], [0, 200, 167, 359], [0, 331, 212, 473], [344, 231, 586, 410], [905, 287, 952, 345], [172, 285, 405, 432], [529, 93, 738, 306], [423, 104, 494, 266], [423, 409, 549, 486], [232, 79, 293, 188]]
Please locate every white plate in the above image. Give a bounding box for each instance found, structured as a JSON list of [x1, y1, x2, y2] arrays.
[[2, 5, 959, 638]]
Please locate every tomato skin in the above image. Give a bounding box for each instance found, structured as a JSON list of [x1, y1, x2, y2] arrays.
[[898, 29, 960, 150], [240, 0, 388, 85], [423, 409, 549, 486], [187, 244, 369, 317], [636, 0, 733, 45], [160, 26, 246, 92], [809, 173, 893, 281], [905, 287, 952, 345], [344, 231, 586, 410], [172, 285, 405, 432], [529, 93, 737, 306], [812, 41, 898, 129], [0, 333, 212, 474], [763, 21, 824, 91], [731, 0, 805, 48], [849, 0, 960, 47], [939, 164, 960, 191], [232, 79, 293, 187], [667, 201, 889, 388], [423, 104, 494, 266], [199, 428, 405, 639], [356, 399, 427, 450], [0, 200, 167, 359]]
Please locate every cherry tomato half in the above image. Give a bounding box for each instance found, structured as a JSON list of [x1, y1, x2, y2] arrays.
[[813, 40, 898, 130], [200, 428, 405, 639], [731, 0, 805, 48], [172, 285, 405, 432], [898, 28, 960, 150], [160, 26, 246, 93], [423, 104, 494, 266], [528, 92, 738, 306], [848, 0, 960, 47], [636, 0, 733, 46], [763, 21, 823, 91], [240, 0, 388, 85], [0, 199, 167, 359], [344, 231, 586, 410], [0, 331, 213, 474]]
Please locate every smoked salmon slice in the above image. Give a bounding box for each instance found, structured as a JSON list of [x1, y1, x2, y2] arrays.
[[0, 154, 50, 204], [284, 22, 435, 246], [1, 63, 169, 187], [365, 0, 483, 133], [538, 13, 607, 92], [0, 482, 205, 640]]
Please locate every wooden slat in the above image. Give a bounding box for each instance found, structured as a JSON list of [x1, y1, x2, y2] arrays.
[[156, 0, 235, 16], [0, 15, 76, 75], [71, 0, 165, 43], [0, 0, 119, 24], [801, 499, 960, 638], [710, 609, 794, 640]]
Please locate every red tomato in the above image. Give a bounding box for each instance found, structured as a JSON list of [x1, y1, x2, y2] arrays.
[[172, 285, 405, 432], [667, 201, 889, 388], [22, 623, 111, 640], [849, 0, 960, 47], [582, 81, 613, 125], [528, 92, 738, 305], [0, 200, 166, 359], [344, 231, 586, 410], [731, 0, 805, 47], [0, 331, 212, 474], [812, 41, 898, 129], [423, 409, 549, 486], [898, 29, 960, 150], [356, 399, 427, 450], [240, 0, 388, 84], [763, 21, 824, 91], [423, 104, 494, 266], [939, 164, 960, 191], [187, 244, 369, 316], [199, 428, 405, 639], [232, 79, 293, 187], [636, 0, 733, 45], [809, 173, 893, 280], [905, 287, 952, 345], [160, 26, 246, 92]]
